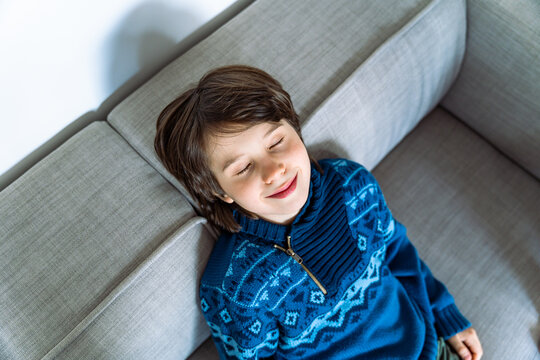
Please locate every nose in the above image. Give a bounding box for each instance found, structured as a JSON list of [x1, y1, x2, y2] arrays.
[[262, 158, 285, 184]]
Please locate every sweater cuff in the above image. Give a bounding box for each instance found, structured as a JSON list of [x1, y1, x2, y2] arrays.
[[433, 303, 472, 340]]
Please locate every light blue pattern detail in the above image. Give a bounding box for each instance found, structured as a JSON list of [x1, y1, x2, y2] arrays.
[[232, 240, 260, 260], [208, 321, 279, 359], [234, 248, 277, 301], [251, 259, 293, 307], [220, 309, 232, 324], [280, 267, 291, 277], [284, 311, 300, 327], [269, 273, 309, 311], [349, 203, 379, 225], [357, 234, 367, 251], [271, 278, 280, 287], [343, 167, 363, 186], [345, 184, 376, 209], [281, 245, 387, 349], [332, 159, 348, 171], [203, 256, 304, 309], [360, 191, 368, 201], [310, 290, 325, 304], [226, 264, 233, 277], [201, 298, 210, 312], [249, 319, 262, 335], [382, 219, 395, 242], [237, 247, 247, 259]]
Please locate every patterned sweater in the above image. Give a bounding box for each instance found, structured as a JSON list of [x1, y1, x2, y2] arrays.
[[199, 158, 471, 359]]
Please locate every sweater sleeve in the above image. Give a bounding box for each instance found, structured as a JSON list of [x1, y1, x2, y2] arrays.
[[369, 169, 472, 339], [334, 158, 471, 340], [199, 283, 279, 359]]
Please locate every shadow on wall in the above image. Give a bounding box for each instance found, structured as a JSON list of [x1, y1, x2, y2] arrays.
[[102, 2, 201, 95], [0, 0, 253, 192]]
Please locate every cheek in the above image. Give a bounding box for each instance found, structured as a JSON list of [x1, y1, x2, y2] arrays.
[[289, 138, 309, 162], [214, 175, 240, 200], [222, 177, 260, 202]]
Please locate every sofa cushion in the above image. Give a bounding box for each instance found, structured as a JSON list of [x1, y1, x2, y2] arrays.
[[303, 0, 465, 170], [0, 122, 201, 359], [441, 0, 540, 179], [106, 0, 436, 204], [50, 217, 214, 360], [372, 107, 540, 359]]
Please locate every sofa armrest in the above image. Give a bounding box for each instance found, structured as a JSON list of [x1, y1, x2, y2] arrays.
[[441, 0, 540, 179]]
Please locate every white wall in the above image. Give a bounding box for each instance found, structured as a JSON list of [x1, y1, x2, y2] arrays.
[[0, 0, 250, 190]]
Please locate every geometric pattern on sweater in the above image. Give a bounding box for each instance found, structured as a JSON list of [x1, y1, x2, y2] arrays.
[[199, 158, 471, 359], [202, 244, 388, 359], [280, 244, 386, 350], [332, 158, 395, 246], [205, 321, 279, 359]]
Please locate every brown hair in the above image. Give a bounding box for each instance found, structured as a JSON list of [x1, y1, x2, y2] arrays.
[[154, 65, 321, 233]]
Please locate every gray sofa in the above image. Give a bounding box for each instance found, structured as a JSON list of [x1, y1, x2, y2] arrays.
[[1, 0, 539, 359]]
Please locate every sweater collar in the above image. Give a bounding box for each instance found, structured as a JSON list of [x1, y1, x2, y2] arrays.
[[233, 162, 324, 244]]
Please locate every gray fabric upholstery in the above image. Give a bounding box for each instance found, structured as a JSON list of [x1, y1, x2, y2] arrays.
[[441, 0, 540, 179], [372, 107, 540, 360], [106, 0, 432, 203], [0, 122, 204, 359], [52, 217, 214, 360], [303, 0, 465, 170]]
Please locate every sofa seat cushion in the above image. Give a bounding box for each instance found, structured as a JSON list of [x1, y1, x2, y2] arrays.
[[53, 217, 214, 360], [372, 107, 540, 359], [106, 0, 452, 202], [0, 122, 205, 359]]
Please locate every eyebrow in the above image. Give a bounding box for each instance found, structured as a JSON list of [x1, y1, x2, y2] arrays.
[[221, 123, 283, 172]]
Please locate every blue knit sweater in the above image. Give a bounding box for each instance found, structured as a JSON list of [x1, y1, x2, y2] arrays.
[[199, 158, 471, 359]]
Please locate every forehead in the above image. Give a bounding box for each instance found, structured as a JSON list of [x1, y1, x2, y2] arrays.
[[205, 121, 283, 167]]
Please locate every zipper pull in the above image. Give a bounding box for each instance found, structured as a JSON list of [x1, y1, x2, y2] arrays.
[[274, 236, 327, 295], [274, 246, 303, 264]]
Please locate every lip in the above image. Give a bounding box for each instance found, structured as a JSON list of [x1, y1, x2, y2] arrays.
[[267, 174, 298, 199]]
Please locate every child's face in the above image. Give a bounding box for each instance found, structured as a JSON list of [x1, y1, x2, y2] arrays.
[[206, 119, 311, 225]]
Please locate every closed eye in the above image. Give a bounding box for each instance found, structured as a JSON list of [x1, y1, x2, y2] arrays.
[[270, 137, 284, 149], [236, 163, 251, 176]]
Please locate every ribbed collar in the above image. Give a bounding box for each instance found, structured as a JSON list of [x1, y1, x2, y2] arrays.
[[233, 162, 324, 246]]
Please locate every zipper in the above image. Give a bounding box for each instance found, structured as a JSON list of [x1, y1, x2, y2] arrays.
[[274, 235, 327, 295]]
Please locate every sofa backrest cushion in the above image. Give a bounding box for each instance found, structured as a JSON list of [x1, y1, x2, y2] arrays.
[[303, 0, 466, 170], [51, 217, 214, 360]]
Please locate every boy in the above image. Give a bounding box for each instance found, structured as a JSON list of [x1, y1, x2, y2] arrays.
[[154, 65, 482, 359]]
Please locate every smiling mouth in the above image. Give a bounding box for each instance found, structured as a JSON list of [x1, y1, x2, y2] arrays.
[[267, 174, 298, 199]]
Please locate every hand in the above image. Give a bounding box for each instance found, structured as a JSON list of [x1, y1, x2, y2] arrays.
[[447, 327, 483, 360]]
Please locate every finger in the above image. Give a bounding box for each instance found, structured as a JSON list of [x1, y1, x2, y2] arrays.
[[463, 333, 483, 359], [447, 338, 473, 360]]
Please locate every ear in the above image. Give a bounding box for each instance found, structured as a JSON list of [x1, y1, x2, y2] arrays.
[[215, 193, 234, 204]]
